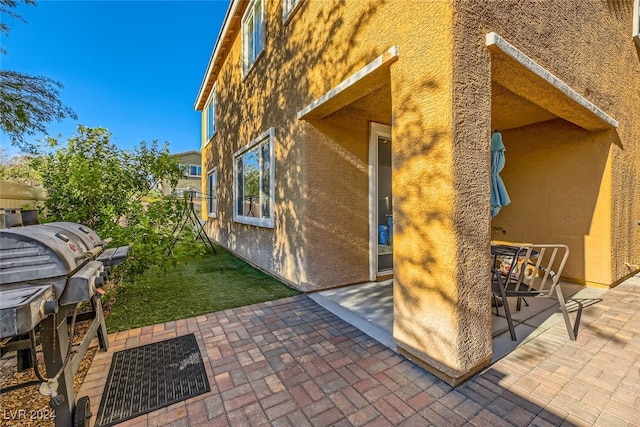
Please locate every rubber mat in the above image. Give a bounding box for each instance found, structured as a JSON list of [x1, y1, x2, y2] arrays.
[[94, 333, 210, 427]]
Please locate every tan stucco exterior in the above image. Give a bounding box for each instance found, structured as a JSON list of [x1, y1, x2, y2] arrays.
[[471, 1, 640, 288], [196, 0, 640, 384]]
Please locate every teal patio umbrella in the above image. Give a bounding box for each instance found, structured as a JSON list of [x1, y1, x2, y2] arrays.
[[491, 130, 511, 217]]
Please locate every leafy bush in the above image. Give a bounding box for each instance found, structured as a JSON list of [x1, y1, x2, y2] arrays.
[[35, 125, 205, 280]]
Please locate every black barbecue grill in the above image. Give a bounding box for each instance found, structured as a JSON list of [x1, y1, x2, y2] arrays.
[[0, 221, 129, 427]]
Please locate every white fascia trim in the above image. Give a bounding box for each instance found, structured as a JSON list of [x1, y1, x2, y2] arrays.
[[296, 45, 399, 120], [486, 32, 619, 129], [634, 0, 640, 48], [194, 0, 241, 110]]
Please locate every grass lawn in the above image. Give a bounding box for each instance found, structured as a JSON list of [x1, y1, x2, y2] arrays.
[[104, 246, 299, 332]]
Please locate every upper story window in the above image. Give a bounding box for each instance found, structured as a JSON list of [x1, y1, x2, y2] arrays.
[[207, 168, 218, 218], [185, 164, 202, 177], [205, 85, 216, 142], [233, 128, 275, 228], [283, 0, 302, 23], [242, 0, 265, 75]]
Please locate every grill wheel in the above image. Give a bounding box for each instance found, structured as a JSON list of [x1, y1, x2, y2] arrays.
[[73, 396, 91, 427]]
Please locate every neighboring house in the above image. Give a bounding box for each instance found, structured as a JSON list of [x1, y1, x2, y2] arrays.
[[195, 0, 640, 384], [164, 150, 203, 216]]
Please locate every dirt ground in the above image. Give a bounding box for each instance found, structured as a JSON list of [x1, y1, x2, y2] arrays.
[[0, 290, 116, 427], [0, 345, 97, 427]]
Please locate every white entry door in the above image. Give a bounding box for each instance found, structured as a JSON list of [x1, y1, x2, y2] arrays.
[[369, 122, 393, 280]]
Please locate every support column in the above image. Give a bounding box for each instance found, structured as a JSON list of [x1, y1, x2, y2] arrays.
[[389, 3, 493, 385]]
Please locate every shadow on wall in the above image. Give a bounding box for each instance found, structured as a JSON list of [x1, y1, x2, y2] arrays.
[[493, 119, 619, 283], [385, 70, 485, 367], [206, 0, 389, 288], [299, 64, 398, 286], [303, 105, 383, 287]]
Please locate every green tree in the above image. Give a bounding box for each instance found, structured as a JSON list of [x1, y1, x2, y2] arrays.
[[36, 126, 204, 279], [0, 147, 40, 185], [0, 0, 77, 153], [244, 167, 260, 198]]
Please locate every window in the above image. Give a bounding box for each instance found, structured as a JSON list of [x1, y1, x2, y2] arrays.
[[233, 128, 275, 227], [207, 169, 218, 218], [185, 164, 202, 177], [205, 85, 216, 143], [175, 188, 197, 199], [242, 0, 265, 75], [283, 0, 302, 23]]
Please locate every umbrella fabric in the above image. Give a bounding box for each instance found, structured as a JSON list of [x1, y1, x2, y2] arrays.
[[491, 131, 511, 217]]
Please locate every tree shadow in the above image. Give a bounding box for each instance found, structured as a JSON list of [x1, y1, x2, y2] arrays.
[[203, 0, 390, 289]]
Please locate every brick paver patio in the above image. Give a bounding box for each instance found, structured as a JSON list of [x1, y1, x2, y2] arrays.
[[80, 274, 640, 426]]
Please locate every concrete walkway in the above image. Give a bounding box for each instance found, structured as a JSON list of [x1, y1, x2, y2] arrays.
[[80, 273, 640, 426]]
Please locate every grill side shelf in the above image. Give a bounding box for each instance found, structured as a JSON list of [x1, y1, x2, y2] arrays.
[[0, 285, 55, 339]]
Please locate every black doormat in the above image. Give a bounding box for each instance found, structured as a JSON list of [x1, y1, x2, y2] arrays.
[[95, 333, 210, 427]]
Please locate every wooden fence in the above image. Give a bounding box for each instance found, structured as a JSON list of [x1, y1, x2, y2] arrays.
[[0, 180, 46, 209]]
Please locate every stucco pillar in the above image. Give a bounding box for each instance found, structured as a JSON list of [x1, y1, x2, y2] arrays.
[[389, 18, 493, 385], [584, 147, 614, 286]]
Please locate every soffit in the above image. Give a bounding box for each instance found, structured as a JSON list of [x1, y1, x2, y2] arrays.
[[194, 0, 247, 111], [348, 83, 392, 119], [486, 32, 618, 131], [297, 46, 398, 121], [491, 82, 557, 131]]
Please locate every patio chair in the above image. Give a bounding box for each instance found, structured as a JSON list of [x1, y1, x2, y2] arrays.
[[492, 267, 516, 340], [491, 244, 575, 341]]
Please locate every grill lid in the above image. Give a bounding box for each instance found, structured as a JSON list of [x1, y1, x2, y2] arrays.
[[43, 222, 107, 250], [0, 226, 87, 287]]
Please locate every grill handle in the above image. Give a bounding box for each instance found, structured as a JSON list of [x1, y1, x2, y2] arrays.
[[88, 247, 102, 258], [54, 232, 69, 242], [74, 247, 102, 262], [98, 237, 113, 247]]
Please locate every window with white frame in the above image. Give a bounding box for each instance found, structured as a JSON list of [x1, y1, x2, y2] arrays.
[[207, 168, 218, 218], [242, 0, 265, 75], [283, 0, 302, 23], [185, 164, 202, 177], [175, 188, 198, 199], [205, 85, 216, 142], [233, 128, 274, 227]]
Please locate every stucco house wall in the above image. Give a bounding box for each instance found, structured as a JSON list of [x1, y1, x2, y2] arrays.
[[201, 0, 461, 290], [197, 0, 639, 384], [201, 0, 411, 289], [452, 0, 640, 287]]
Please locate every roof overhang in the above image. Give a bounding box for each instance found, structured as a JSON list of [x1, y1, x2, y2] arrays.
[[172, 150, 202, 157], [486, 32, 618, 131], [194, 0, 246, 111], [297, 46, 399, 121]]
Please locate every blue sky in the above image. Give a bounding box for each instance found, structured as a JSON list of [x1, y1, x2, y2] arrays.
[[1, 0, 229, 155]]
